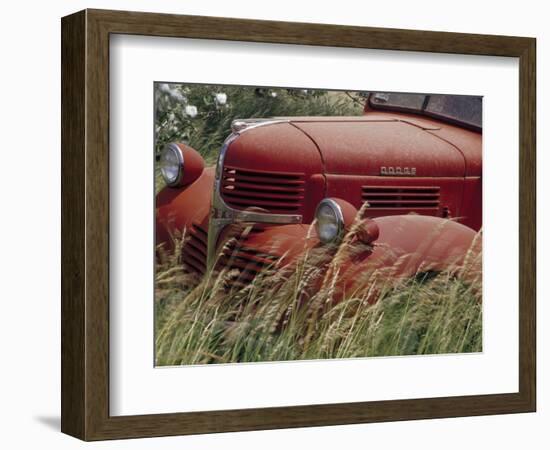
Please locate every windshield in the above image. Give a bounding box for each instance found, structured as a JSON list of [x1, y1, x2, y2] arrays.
[[369, 92, 482, 130]]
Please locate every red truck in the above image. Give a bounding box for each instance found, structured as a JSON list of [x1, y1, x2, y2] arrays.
[[156, 92, 482, 293]]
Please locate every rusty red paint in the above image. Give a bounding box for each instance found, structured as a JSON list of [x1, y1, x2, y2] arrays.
[[174, 143, 205, 186], [156, 167, 213, 248], [155, 109, 482, 289]]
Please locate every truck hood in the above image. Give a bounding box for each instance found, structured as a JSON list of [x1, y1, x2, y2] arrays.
[[290, 117, 473, 178]]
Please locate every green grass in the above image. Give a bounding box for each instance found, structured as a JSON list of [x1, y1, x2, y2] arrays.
[[155, 229, 482, 366]]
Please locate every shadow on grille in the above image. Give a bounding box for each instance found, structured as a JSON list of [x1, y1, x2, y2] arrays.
[[220, 238, 279, 288], [182, 223, 208, 275], [362, 186, 440, 210], [221, 165, 305, 214]]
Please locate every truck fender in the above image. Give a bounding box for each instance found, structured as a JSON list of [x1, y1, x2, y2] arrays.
[[338, 214, 481, 300]]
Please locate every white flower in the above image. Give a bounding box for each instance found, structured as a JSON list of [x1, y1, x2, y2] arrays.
[[158, 83, 171, 94], [270, 91, 278, 98], [185, 105, 198, 118], [215, 92, 227, 105], [168, 112, 175, 122], [170, 90, 186, 103]]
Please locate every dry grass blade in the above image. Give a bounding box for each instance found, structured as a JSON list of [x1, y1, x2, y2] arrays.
[[155, 228, 483, 365]]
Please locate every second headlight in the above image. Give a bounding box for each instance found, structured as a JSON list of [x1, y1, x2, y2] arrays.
[[315, 198, 345, 244]]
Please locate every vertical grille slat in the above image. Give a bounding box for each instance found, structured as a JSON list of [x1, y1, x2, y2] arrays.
[[362, 186, 440, 210], [182, 223, 208, 275], [221, 165, 305, 214]]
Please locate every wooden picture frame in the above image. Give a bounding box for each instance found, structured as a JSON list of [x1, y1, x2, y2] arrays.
[[61, 9, 536, 441]]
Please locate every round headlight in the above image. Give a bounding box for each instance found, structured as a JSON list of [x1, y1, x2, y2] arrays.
[[159, 143, 184, 186], [315, 199, 345, 244]]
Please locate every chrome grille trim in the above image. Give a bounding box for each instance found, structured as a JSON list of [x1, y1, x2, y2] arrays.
[[207, 124, 303, 269]]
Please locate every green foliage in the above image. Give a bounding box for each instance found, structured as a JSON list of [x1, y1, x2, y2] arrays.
[[155, 84, 364, 166]]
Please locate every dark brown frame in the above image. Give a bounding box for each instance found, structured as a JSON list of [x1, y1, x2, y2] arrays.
[[61, 9, 536, 441]]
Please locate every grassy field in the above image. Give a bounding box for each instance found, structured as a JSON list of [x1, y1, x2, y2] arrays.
[[155, 227, 482, 366]]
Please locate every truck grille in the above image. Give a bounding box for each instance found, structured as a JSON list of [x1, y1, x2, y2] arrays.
[[220, 240, 279, 287], [182, 223, 208, 275], [362, 186, 440, 210], [221, 165, 305, 214]]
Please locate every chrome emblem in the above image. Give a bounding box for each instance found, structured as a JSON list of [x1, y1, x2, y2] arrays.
[[380, 166, 417, 176]]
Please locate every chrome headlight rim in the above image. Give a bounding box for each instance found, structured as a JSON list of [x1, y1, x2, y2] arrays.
[[315, 198, 345, 244], [160, 143, 185, 187]]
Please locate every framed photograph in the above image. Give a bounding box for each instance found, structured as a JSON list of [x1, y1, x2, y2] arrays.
[[61, 9, 536, 440]]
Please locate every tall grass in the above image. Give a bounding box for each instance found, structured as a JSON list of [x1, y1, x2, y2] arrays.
[[155, 226, 482, 366]]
